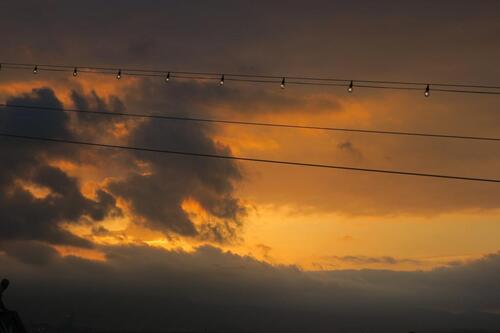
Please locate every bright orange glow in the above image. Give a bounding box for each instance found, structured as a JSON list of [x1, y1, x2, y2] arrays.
[[3, 75, 499, 272], [15, 180, 52, 199], [53, 245, 106, 261]]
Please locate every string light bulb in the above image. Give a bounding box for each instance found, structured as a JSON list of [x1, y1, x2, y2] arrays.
[[73, 67, 78, 77], [281, 77, 286, 89], [165, 72, 170, 82], [116, 69, 121, 80], [424, 84, 430, 97], [348, 80, 353, 93], [33, 65, 38, 74], [220, 74, 225, 86]]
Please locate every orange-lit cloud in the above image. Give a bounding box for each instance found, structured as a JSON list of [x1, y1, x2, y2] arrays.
[[1, 60, 500, 272]]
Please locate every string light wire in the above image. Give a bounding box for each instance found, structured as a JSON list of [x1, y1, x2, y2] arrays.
[[1, 62, 500, 95]]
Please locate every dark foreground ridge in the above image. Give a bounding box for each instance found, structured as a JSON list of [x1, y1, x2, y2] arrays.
[[0, 278, 27, 333]]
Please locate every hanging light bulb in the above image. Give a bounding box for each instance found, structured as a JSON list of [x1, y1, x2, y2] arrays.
[[424, 84, 430, 97], [165, 72, 170, 82], [348, 80, 353, 93], [220, 74, 225, 86], [73, 67, 78, 77], [33, 65, 38, 74], [116, 69, 122, 80], [281, 77, 286, 89]]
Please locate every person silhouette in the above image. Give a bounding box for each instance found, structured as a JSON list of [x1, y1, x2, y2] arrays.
[[0, 278, 27, 333], [0, 279, 9, 311]]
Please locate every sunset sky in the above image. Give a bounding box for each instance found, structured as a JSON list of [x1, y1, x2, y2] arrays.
[[1, 1, 500, 332]]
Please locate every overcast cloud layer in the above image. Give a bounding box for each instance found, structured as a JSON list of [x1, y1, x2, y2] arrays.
[[2, 246, 500, 332], [1, 1, 500, 332]]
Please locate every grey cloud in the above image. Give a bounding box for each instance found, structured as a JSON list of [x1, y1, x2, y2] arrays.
[[91, 226, 110, 237], [0, 185, 93, 248], [31, 165, 119, 222], [328, 255, 421, 265], [0, 88, 72, 187], [1, 1, 499, 83], [337, 141, 354, 151], [1, 241, 59, 266], [336, 140, 363, 160], [1, 83, 246, 251], [2, 1, 499, 218], [108, 112, 246, 242], [0, 88, 120, 251], [1, 84, 248, 254], [2, 247, 500, 332], [3, 88, 70, 138], [69, 89, 129, 139], [125, 78, 340, 119], [69, 83, 249, 242]]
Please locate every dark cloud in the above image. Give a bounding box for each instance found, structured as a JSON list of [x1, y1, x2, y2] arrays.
[[0, 88, 71, 187], [61, 78, 250, 242], [1, 241, 59, 266], [1, 1, 499, 83], [108, 106, 246, 242], [67, 83, 249, 242], [0, 3, 499, 331], [127, 38, 159, 60], [2, 247, 500, 332], [0, 184, 93, 248], [336, 140, 363, 160], [1, 83, 246, 252], [3, 88, 69, 138], [91, 226, 110, 237], [0, 88, 120, 251], [123, 78, 340, 119], [328, 255, 421, 265], [1, 86, 246, 249], [337, 141, 354, 151], [1, 0, 499, 218], [69, 89, 129, 139]]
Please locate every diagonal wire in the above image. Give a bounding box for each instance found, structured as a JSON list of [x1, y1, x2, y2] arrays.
[[0, 132, 499, 183], [2, 103, 500, 142]]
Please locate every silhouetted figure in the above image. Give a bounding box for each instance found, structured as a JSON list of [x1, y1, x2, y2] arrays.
[[0, 279, 10, 312], [0, 278, 27, 333]]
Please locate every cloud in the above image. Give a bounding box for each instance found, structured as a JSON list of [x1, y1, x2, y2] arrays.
[[0, 84, 250, 258], [328, 255, 421, 265], [1, 241, 59, 266], [336, 140, 363, 160], [337, 141, 355, 151], [2, 246, 500, 332], [122, 77, 341, 120], [0, 4, 499, 331], [1, 1, 499, 218], [0, 89, 120, 251], [106, 81, 249, 242]]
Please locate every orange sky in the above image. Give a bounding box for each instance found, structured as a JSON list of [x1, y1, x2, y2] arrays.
[[2, 3, 500, 331], [2, 72, 498, 271]]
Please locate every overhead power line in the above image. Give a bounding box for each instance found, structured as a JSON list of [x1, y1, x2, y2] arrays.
[[0, 132, 499, 184], [2, 103, 499, 143], [1, 62, 500, 96]]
